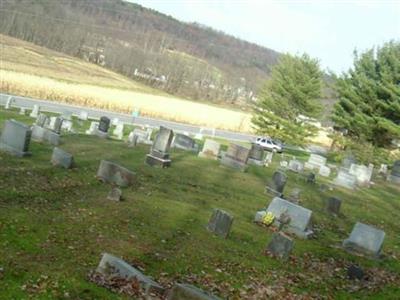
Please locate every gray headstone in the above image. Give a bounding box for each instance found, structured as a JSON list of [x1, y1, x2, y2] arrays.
[[96, 160, 136, 187], [47, 116, 63, 134], [207, 209, 233, 238], [107, 187, 122, 201], [96, 253, 164, 293], [287, 188, 301, 204], [288, 160, 304, 173], [36, 113, 49, 128], [220, 143, 250, 171], [266, 197, 313, 239], [0, 119, 31, 157], [173, 133, 196, 151], [266, 171, 287, 196], [29, 105, 40, 118], [248, 143, 264, 161], [326, 197, 341, 215], [98, 116, 110, 133], [61, 110, 73, 121], [86, 121, 99, 135], [198, 139, 220, 159], [31, 125, 60, 146], [333, 170, 357, 189], [343, 222, 385, 257], [388, 160, 400, 183], [167, 283, 221, 300], [349, 164, 373, 186], [51, 147, 74, 169], [19, 107, 26, 115], [342, 155, 356, 170], [266, 232, 294, 260], [318, 165, 331, 177], [127, 132, 138, 147], [152, 126, 174, 154], [5, 96, 14, 109], [304, 154, 327, 171], [130, 128, 150, 144]]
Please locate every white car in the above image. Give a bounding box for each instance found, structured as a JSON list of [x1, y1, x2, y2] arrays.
[[255, 137, 283, 153]]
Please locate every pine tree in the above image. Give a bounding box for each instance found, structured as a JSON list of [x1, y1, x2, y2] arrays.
[[332, 41, 400, 148], [252, 53, 323, 145]]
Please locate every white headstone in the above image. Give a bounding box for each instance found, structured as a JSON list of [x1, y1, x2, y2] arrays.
[[198, 139, 220, 159], [86, 121, 99, 135], [78, 111, 88, 121], [113, 123, 124, 140], [343, 222, 385, 257], [333, 170, 357, 189], [29, 105, 40, 118], [61, 120, 73, 132], [111, 118, 119, 126], [318, 165, 331, 177], [19, 107, 26, 115], [349, 164, 373, 186], [288, 159, 303, 172], [5, 96, 14, 109], [304, 154, 327, 171]]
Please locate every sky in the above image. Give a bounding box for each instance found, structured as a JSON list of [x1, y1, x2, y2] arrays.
[[132, 0, 400, 74]]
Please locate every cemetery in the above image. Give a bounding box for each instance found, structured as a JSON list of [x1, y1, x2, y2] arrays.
[[0, 107, 399, 299]]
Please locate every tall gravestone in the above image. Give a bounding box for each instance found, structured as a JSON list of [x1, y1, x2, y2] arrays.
[[220, 143, 250, 171], [266, 171, 287, 197], [198, 139, 220, 160], [145, 126, 174, 167], [247, 143, 264, 166], [207, 209, 233, 238], [29, 105, 40, 118], [0, 119, 32, 157], [265, 197, 314, 239], [388, 160, 400, 184], [343, 222, 385, 258]]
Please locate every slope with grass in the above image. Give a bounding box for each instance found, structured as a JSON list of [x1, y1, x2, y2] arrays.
[[0, 34, 252, 132], [0, 108, 399, 299]]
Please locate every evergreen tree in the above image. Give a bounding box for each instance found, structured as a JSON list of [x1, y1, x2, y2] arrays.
[[332, 41, 400, 148], [252, 53, 323, 145]]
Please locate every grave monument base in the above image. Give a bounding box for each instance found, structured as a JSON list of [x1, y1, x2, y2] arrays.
[[145, 154, 171, 168], [0, 142, 31, 157]]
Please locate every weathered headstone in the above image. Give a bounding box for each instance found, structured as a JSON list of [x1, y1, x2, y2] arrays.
[[0, 119, 31, 157], [51, 147, 74, 169], [29, 105, 40, 118], [113, 123, 124, 140], [266, 171, 287, 197], [111, 117, 119, 126], [388, 160, 400, 184], [167, 283, 221, 300], [266, 232, 294, 260], [127, 132, 139, 147], [304, 154, 327, 171], [31, 125, 60, 145], [130, 128, 151, 144], [19, 107, 26, 115], [333, 170, 357, 189], [78, 111, 88, 121], [247, 144, 264, 166], [47, 116, 63, 134], [220, 143, 250, 171], [318, 165, 331, 177], [288, 160, 304, 173], [198, 139, 220, 160], [378, 164, 388, 176], [86, 121, 99, 135], [349, 164, 373, 186], [343, 222, 385, 257], [287, 188, 301, 204], [61, 111, 73, 121], [97, 160, 136, 187], [265, 152, 274, 165], [96, 253, 164, 293], [5, 96, 14, 109], [145, 126, 174, 167], [342, 154, 356, 170], [98, 116, 110, 133], [61, 120, 73, 132], [173, 133, 197, 151], [36, 113, 49, 128], [107, 187, 122, 201], [265, 197, 313, 239], [207, 209, 233, 238], [326, 197, 341, 215]]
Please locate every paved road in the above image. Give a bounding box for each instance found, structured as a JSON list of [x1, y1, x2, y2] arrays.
[[0, 93, 257, 142]]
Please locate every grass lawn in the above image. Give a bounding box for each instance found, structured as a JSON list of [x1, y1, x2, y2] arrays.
[[0, 107, 399, 299]]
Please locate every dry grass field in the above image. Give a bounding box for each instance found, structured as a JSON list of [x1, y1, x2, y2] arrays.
[[0, 35, 252, 132]]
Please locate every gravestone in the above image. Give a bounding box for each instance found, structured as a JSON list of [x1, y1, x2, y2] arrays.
[[220, 143, 250, 171], [5, 96, 14, 109], [388, 160, 400, 184], [61, 120, 73, 132], [306, 172, 316, 184], [47, 116, 63, 134], [207, 209, 233, 238], [318, 165, 331, 177], [0, 119, 31, 157], [127, 132, 138, 147], [167, 283, 221, 300], [113, 123, 124, 140], [288, 160, 304, 173], [31, 125, 60, 145], [266, 171, 287, 197], [265, 197, 313, 239], [111, 117, 119, 126], [145, 126, 174, 167], [51, 147, 74, 169], [266, 232, 294, 260], [326, 197, 341, 215], [343, 222, 385, 257], [130, 128, 150, 144], [304, 154, 327, 171], [378, 164, 388, 176], [61, 111, 73, 121], [107, 187, 122, 201], [96, 253, 164, 293], [19, 107, 26, 115], [198, 139, 220, 160], [97, 160, 136, 187], [36, 113, 49, 127], [333, 170, 357, 189], [78, 111, 88, 121], [29, 105, 40, 118], [265, 152, 274, 165], [287, 188, 301, 204], [86, 121, 99, 135], [247, 144, 264, 166], [98, 116, 110, 133], [349, 164, 373, 186], [173, 133, 197, 152], [279, 160, 288, 168], [342, 155, 356, 170]]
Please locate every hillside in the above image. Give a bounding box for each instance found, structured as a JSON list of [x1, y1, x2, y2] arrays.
[[0, 0, 280, 107], [0, 108, 399, 299]]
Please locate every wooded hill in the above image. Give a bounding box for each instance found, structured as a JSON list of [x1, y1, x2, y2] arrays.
[[0, 0, 280, 107]]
